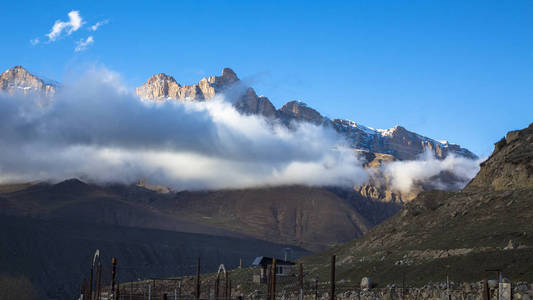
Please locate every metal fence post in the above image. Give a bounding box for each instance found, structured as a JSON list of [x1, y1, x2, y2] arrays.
[[225, 271, 229, 300], [112, 258, 117, 300], [96, 261, 102, 300], [315, 279, 318, 300], [330, 255, 335, 300]]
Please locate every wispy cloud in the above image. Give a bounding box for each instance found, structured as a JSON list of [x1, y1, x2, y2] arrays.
[[75, 36, 94, 52], [47, 11, 84, 42], [89, 20, 109, 31], [30, 38, 40, 46]]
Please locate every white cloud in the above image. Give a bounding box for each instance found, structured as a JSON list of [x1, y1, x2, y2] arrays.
[[0, 67, 483, 193], [75, 36, 94, 52], [30, 38, 40, 46], [0, 67, 369, 190], [89, 20, 108, 31], [47, 10, 84, 41], [382, 151, 483, 193]]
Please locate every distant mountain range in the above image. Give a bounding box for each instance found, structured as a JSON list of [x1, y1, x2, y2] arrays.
[[1, 65, 476, 163], [135, 67, 477, 161], [1, 66, 479, 205]]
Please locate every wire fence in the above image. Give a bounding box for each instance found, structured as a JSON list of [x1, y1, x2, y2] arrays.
[[78, 253, 522, 300]]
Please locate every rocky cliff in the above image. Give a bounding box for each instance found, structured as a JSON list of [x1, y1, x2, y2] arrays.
[[0, 66, 56, 97], [467, 123, 533, 190]]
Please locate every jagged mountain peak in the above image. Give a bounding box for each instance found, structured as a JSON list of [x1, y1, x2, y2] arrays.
[[136, 67, 241, 102], [1, 65, 56, 98], [220, 67, 238, 81]]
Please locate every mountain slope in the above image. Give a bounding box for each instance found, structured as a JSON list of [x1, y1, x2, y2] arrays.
[[301, 123, 533, 286], [0, 181, 399, 252]]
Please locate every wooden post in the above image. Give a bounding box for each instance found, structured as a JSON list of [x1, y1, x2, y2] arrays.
[[111, 258, 117, 300], [195, 258, 201, 300], [482, 278, 489, 300], [299, 263, 304, 300], [330, 255, 335, 300], [271, 259, 277, 300], [266, 267, 271, 300]]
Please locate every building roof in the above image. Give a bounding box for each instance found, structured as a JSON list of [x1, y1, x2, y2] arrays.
[[251, 256, 295, 267]]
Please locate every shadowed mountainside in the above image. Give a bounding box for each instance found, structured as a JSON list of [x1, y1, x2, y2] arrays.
[[0, 181, 400, 252], [0, 214, 310, 300]]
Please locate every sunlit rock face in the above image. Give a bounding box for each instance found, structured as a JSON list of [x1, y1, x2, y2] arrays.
[[0, 66, 56, 98], [467, 122, 533, 191], [136, 67, 277, 117]]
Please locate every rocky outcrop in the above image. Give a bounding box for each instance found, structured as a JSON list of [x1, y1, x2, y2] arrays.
[[136, 68, 277, 118], [467, 123, 533, 190], [234, 88, 277, 117], [278, 100, 325, 125], [0, 66, 55, 97]]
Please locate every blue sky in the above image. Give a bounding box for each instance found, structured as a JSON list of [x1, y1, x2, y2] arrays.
[[1, 0, 532, 156]]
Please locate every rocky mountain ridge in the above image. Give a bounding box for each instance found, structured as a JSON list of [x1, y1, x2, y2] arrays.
[[136, 67, 477, 162], [0, 65, 476, 163], [0, 66, 56, 98]]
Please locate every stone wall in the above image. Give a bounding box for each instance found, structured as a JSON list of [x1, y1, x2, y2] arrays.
[[269, 281, 533, 300]]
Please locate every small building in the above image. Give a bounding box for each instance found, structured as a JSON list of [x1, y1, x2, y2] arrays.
[[251, 256, 295, 283]]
